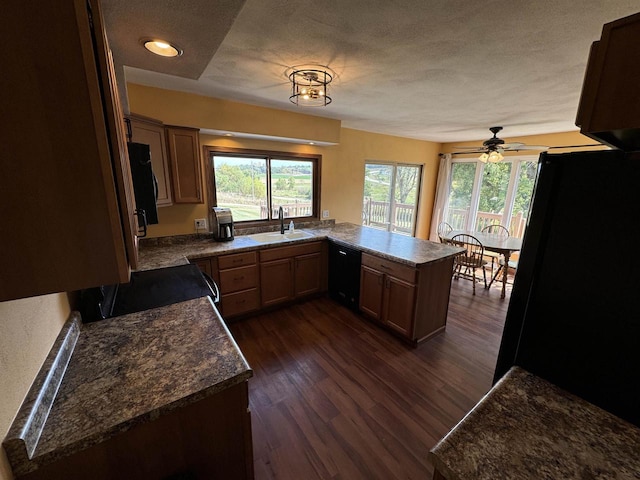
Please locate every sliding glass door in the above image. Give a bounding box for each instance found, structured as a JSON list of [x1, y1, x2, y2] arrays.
[[363, 162, 422, 236]]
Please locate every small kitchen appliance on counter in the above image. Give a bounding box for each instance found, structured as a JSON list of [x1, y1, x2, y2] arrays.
[[212, 207, 234, 241]]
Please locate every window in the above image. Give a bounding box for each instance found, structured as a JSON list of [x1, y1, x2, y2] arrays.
[[362, 162, 422, 236], [206, 147, 320, 224], [444, 156, 537, 238]]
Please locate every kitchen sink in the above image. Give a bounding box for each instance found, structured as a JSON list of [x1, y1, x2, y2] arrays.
[[248, 230, 315, 243]]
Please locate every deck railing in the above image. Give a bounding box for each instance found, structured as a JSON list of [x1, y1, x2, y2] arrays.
[[261, 201, 313, 218], [446, 208, 528, 238], [362, 198, 415, 234]]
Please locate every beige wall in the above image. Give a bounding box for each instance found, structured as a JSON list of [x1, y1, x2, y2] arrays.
[[0, 294, 71, 480], [128, 84, 604, 241], [128, 84, 443, 240]]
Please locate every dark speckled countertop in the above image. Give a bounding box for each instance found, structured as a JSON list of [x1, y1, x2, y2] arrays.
[[138, 222, 463, 271], [429, 367, 640, 479], [3, 296, 251, 476]]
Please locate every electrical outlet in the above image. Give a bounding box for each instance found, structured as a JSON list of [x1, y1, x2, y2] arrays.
[[194, 218, 207, 231], [322, 210, 330, 218]]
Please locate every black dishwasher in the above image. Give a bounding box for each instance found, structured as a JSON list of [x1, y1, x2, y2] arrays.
[[328, 241, 362, 310]]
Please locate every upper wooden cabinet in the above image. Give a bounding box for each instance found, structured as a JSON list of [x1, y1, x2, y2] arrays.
[[166, 126, 204, 204], [0, 0, 137, 301], [127, 115, 173, 207], [576, 12, 640, 150]]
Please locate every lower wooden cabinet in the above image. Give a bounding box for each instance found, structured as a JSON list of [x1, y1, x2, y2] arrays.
[[217, 252, 259, 317], [259, 242, 325, 308], [20, 381, 253, 480], [359, 252, 452, 344], [191, 244, 326, 318], [360, 262, 416, 337]]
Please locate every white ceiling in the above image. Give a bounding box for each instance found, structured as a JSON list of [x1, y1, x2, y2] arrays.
[[102, 0, 639, 143]]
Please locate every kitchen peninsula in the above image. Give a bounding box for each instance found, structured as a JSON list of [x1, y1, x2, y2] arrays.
[[139, 222, 463, 344]]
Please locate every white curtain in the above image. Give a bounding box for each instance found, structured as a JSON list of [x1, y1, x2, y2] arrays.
[[429, 154, 452, 242]]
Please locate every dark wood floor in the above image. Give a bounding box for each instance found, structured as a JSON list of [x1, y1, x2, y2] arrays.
[[229, 277, 511, 480]]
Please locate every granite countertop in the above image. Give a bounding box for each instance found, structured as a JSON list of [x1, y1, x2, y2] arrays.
[[3, 296, 252, 476], [429, 366, 640, 479], [138, 222, 463, 271]]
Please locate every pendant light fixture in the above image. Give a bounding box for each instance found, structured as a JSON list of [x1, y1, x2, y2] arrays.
[[288, 65, 333, 107]]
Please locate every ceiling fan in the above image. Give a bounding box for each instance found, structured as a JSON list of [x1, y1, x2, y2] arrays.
[[455, 127, 549, 163]]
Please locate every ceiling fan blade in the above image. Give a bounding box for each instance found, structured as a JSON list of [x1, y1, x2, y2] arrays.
[[501, 142, 524, 149], [503, 144, 549, 151], [453, 146, 485, 150]]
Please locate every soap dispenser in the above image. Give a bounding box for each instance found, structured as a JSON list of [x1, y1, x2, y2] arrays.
[[289, 220, 295, 233]]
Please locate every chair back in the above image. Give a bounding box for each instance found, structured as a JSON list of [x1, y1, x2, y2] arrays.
[[481, 224, 509, 236], [437, 222, 453, 243], [451, 234, 485, 267]]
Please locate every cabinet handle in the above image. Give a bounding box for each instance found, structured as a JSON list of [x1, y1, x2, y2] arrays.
[[236, 299, 246, 305], [233, 259, 242, 263], [338, 250, 347, 255], [386, 278, 390, 289], [233, 276, 244, 282], [379, 264, 391, 270]]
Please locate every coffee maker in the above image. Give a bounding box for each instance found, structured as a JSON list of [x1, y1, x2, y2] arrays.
[[212, 207, 234, 241]]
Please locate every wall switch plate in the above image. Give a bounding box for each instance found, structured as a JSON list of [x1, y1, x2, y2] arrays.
[[194, 218, 207, 230], [322, 210, 330, 218]]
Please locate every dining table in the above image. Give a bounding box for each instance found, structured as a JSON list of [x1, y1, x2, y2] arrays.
[[441, 230, 523, 299]]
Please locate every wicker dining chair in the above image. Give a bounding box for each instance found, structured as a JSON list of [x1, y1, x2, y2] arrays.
[[450, 234, 488, 295]]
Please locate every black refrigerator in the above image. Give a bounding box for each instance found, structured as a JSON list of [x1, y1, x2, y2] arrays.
[[494, 149, 640, 427]]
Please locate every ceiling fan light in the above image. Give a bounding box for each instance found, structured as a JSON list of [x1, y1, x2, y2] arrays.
[[488, 151, 504, 163], [479, 152, 489, 163]]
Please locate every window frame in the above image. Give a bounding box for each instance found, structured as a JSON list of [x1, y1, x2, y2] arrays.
[[446, 154, 538, 236], [362, 160, 423, 237], [204, 146, 321, 228]]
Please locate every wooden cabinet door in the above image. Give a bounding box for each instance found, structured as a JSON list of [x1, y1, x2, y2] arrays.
[[359, 266, 384, 321], [383, 276, 416, 337], [0, 0, 139, 300], [294, 252, 322, 297], [260, 259, 293, 307], [129, 116, 173, 207], [166, 126, 203, 203]]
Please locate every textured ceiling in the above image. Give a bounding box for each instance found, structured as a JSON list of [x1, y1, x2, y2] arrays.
[[103, 0, 639, 143]]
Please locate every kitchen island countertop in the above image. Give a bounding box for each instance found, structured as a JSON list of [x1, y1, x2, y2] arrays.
[[138, 222, 463, 271]]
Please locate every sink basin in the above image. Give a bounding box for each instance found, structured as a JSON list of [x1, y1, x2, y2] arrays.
[[248, 230, 315, 243]]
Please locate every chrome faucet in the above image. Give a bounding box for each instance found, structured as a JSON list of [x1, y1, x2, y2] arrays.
[[279, 206, 285, 234]]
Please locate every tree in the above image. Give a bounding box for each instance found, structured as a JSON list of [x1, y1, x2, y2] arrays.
[[288, 176, 296, 189], [395, 166, 418, 203], [276, 178, 287, 190]]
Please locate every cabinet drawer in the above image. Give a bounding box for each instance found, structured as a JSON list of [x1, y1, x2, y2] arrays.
[[259, 241, 322, 262], [361, 253, 416, 284], [219, 265, 258, 294], [218, 251, 257, 270], [221, 288, 260, 317]]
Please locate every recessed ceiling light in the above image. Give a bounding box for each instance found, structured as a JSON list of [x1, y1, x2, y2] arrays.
[[142, 39, 182, 57], [308, 142, 315, 145], [224, 133, 234, 137]]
